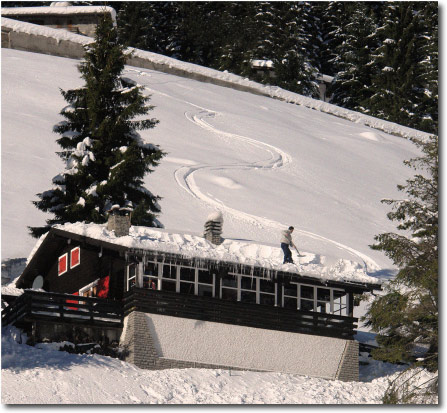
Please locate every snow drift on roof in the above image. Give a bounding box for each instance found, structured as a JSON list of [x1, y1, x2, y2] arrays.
[[52, 222, 380, 286]]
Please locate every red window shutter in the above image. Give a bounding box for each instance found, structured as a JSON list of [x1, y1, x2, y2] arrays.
[[70, 247, 80, 268], [66, 291, 79, 310], [58, 253, 68, 276], [96, 275, 110, 298]]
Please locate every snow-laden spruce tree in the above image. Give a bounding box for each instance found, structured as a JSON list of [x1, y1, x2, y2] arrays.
[[364, 134, 438, 404], [368, 3, 429, 131], [329, 2, 378, 111], [29, 13, 165, 238]]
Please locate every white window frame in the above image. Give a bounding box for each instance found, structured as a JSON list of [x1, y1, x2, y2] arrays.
[[70, 246, 81, 269], [58, 253, 68, 276], [282, 283, 298, 309], [142, 260, 159, 290], [287, 282, 348, 315], [126, 263, 136, 291], [79, 278, 100, 296], [224, 273, 277, 305]]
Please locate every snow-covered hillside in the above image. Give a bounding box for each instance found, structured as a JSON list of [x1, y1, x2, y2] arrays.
[[1, 48, 432, 404], [2, 48, 420, 276]]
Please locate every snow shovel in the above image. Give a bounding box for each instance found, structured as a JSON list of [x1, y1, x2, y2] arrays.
[[293, 246, 305, 258]]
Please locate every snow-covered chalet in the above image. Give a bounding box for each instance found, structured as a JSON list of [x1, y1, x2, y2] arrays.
[[4, 212, 381, 381]]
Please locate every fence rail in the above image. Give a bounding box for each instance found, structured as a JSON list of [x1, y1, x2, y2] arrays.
[[124, 288, 358, 339], [1, 290, 123, 328]]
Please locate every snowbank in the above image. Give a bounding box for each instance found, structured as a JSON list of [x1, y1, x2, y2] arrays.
[[3, 325, 430, 404], [51, 222, 380, 286]]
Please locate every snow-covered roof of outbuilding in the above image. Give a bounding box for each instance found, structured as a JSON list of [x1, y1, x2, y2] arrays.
[[34, 222, 381, 288], [1, 4, 116, 22]]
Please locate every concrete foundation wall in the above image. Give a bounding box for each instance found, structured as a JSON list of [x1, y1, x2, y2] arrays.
[[120, 311, 359, 381]]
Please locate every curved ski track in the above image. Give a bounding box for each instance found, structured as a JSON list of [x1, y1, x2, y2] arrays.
[[124, 68, 381, 273]]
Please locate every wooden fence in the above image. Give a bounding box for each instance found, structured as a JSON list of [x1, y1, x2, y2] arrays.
[[124, 288, 358, 339], [1, 290, 123, 328]]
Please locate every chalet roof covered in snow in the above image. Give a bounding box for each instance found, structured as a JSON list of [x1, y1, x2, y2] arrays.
[[22, 222, 382, 289]]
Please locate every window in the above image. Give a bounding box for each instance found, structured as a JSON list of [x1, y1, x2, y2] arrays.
[[143, 262, 158, 290], [240, 275, 256, 304], [127, 264, 136, 291], [58, 253, 68, 276], [161, 264, 177, 292], [221, 274, 239, 301], [333, 290, 348, 316], [198, 270, 214, 298], [70, 247, 80, 269], [222, 273, 277, 306], [282, 283, 297, 309], [316, 287, 331, 313], [260, 279, 276, 306]]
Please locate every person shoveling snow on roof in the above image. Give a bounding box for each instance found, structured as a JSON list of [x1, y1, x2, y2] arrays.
[[280, 226, 297, 264]]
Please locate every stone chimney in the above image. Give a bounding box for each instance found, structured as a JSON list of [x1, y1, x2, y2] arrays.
[[107, 204, 132, 237], [204, 211, 223, 245]]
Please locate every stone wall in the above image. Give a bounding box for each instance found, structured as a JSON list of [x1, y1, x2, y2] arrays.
[[335, 340, 360, 382]]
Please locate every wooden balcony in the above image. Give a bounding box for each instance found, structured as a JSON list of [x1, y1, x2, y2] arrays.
[[1, 290, 123, 328], [123, 287, 358, 340]]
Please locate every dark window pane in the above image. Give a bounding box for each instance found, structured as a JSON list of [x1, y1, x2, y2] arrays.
[[317, 302, 328, 313], [180, 282, 195, 295], [198, 284, 213, 297], [222, 277, 237, 288], [301, 285, 314, 299], [162, 265, 177, 280], [283, 297, 297, 309], [128, 278, 136, 289], [198, 270, 213, 284], [259, 294, 275, 306], [180, 267, 195, 282], [128, 265, 136, 278], [283, 284, 297, 297], [260, 279, 275, 293], [161, 279, 176, 292], [221, 288, 237, 301], [241, 276, 256, 291], [300, 299, 314, 312], [317, 288, 330, 302], [333, 290, 346, 299], [144, 263, 157, 277], [142, 276, 157, 290], [241, 291, 256, 304]]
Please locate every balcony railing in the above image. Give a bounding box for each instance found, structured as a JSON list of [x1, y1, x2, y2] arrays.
[[124, 287, 358, 339], [1, 290, 123, 328]]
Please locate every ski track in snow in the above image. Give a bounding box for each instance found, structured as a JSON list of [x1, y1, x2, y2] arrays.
[[123, 68, 381, 273]]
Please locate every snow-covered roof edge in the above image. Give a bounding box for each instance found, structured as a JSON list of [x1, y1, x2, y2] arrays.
[[41, 222, 381, 288]]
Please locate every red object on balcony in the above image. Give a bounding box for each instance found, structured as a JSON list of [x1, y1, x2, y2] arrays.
[[97, 276, 110, 298], [66, 291, 79, 310]]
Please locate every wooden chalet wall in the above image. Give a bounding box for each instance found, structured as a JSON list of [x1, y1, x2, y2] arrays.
[[19, 232, 126, 300]]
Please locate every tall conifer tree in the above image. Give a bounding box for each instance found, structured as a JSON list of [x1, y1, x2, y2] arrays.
[[329, 2, 378, 111], [368, 3, 427, 128], [365, 134, 438, 403], [30, 13, 165, 237]]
